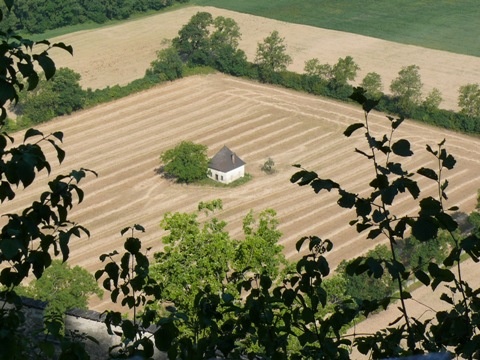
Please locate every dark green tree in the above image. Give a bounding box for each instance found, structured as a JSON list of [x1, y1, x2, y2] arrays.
[[211, 16, 241, 49], [160, 141, 209, 183], [78, 0, 108, 23], [303, 58, 332, 95], [49, 67, 85, 114], [13, 0, 50, 33], [172, 11, 213, 65], [16, 67, 85, 123], [209, 16, 248, 76], [337, 245, 394, 302], [172, 12, 248, 75], [331, 55, 359, 87], [10, 0, 184, 34], [146, 46, 184, 81], [0, 2, 20, 32]]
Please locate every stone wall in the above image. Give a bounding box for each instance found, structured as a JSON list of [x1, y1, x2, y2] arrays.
[[3, 297, 165, 359]]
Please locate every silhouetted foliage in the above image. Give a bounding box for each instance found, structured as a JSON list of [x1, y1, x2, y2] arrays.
[[0, 2, 96, 356]]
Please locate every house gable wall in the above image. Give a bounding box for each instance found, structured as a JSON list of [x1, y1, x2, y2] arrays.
[[208, 165, 245, 184]]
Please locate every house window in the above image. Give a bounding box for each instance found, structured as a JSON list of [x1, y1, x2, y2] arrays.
[[215, 174, 218, 180], [221, 176, 224, 181]]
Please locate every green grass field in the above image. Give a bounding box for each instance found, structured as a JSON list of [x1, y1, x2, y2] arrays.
[[192, 0, 480, 57]]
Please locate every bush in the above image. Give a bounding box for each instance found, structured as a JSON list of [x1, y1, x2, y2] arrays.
[[16, 68, 85, 123], [261, 157, 276, 174], [146, 47, 184, 81]]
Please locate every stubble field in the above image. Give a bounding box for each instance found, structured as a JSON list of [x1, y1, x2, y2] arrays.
[[5, 74, 480, 312], [6, 6, 480, 320]]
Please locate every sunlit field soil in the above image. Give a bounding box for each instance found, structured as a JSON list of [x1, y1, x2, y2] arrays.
[[4, 74, 480, 312]]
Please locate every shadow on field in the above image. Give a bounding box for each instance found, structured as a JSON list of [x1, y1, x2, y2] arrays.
[[153, 166, 177, 181]]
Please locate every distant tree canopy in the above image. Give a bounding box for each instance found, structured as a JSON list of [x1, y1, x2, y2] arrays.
[[173, 11, 214, 65], [331, 55, 359, 88], [304, 58, 332, 82], [390, 64, 423, 115], [146, 46, 184, 81], [458, 83, 480, 118], [302, 56, 360, 99], [168, 12, 480, 135], [172, 11, 249, 75], [255, 30, 292, 81], [0, 0, 188, 34], [15, 68, 85, 123], [160, 141, 209, 183], [360, 72, 383, 100], [423, 87, 443, 113]]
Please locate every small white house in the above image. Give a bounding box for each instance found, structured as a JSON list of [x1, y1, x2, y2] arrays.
[[208, 146, 245, 184]]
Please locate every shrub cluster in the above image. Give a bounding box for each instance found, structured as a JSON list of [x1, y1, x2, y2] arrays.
[[12, 11, 480, 136], [169, 12, 480, 135]]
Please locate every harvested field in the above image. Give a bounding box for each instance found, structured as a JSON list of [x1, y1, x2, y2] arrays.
[[9, 4, 478, 349], [47, 6, 480, 110], [3, 74, 480, 312]]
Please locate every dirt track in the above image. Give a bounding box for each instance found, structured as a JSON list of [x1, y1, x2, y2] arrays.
[[47, 6, 480, 111], [4, 74, 480, 312]]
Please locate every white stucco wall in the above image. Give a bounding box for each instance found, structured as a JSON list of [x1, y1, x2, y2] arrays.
[[208, 165, 245, 184]]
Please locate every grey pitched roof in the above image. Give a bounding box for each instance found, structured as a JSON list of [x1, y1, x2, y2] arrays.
[[209, 146, 245, 172]]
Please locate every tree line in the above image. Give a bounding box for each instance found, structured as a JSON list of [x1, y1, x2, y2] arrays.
[[0, 0, 189, 34], [151, 11, 480, 134], [11, 11, 479, 136]]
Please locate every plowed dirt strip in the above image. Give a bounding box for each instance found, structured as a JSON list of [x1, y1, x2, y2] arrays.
[[4, 74, 480, 312], [47, 7, 480, 110]]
